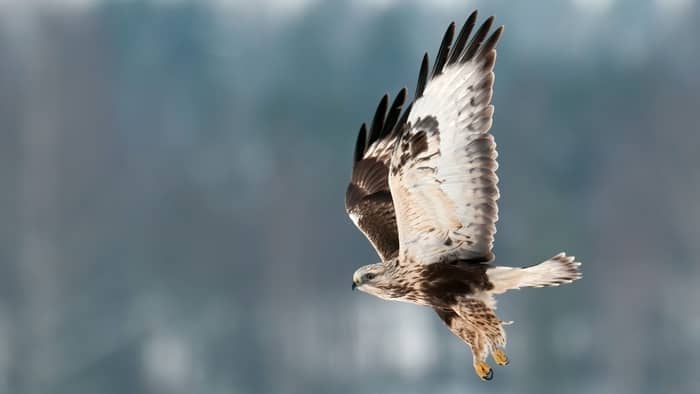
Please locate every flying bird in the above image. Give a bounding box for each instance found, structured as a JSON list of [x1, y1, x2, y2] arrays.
[[346, 10, 582, 381]]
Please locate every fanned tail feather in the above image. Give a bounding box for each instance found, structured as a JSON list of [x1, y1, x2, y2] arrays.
[[486, 252, 582, 294]]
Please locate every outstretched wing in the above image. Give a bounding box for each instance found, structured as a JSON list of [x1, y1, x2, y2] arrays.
[[389, 12, 503, 265], [345, 89, 411, 261]]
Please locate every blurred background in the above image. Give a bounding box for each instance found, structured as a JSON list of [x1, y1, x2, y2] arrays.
[[1, 0, 699, 393]]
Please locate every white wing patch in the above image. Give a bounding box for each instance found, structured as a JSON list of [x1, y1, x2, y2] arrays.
[[349, 210, 360, 228]]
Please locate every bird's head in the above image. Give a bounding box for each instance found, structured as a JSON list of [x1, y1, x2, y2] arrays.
[[352, 263, 390, 296]]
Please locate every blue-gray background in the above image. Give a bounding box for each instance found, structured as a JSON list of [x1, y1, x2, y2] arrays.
[[1, 0, 699, 393]]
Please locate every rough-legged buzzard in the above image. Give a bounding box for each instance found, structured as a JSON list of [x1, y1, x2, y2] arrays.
[[346, 10, 582, 381]]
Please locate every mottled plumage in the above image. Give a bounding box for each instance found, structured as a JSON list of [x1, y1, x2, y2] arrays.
[[345, 10, 582, 381]]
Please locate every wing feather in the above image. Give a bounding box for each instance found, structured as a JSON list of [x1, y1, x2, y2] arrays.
[[447, 11, 477, 65], [432, 22, 455, 78], [416, 53, 430, 99], [345, 89, 409, 261], [389, 16, 504, 265]]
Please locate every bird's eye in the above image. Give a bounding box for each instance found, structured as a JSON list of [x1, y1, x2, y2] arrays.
[[363, 273, 376, 281]]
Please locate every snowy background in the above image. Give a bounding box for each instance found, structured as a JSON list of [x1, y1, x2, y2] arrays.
[[1, 0, 699, 393]]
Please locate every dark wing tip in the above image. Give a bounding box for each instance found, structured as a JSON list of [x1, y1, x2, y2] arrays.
[[448, 10, 478, 65], [416, 53, 429, 98], [354, 123, 368, 163], [382, 87, 407, 138], [417, 11, 500, 100], [397, 86, 408, 101], [462, 15, 495, 63], [368, 94, 389, 146], [396, 101, 413, 135], [479, 25, 504, 58], [432, 22, 455, 78]]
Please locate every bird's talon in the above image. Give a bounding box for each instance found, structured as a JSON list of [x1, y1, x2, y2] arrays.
[[474, 361, 493, 381], [492, 349, 509, 366]]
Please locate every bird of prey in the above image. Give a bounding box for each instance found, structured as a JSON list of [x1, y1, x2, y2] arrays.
[[346, 10, 582, 381]]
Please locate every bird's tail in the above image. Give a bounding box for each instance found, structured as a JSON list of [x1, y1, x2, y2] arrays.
[[486, 252, 582, 294]]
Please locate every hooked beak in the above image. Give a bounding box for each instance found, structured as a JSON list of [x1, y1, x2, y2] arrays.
[[352, 281, 357, 291]]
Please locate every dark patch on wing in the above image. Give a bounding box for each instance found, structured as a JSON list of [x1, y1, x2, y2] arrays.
[[391, 116, 439, 176], [413, 116, 439, 135], [409, 131, 428, 158]]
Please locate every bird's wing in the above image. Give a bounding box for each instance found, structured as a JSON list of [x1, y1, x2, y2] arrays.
[[345, 89, 411, 261], [389, 12, 503, 265]]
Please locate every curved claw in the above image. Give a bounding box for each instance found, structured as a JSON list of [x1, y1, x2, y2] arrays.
[[474, 360, 493, 381]]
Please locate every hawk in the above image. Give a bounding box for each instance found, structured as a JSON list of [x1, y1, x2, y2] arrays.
[[346, 10, 582, 381]]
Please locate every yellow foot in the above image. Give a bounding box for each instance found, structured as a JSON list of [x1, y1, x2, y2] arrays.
[[492, 349, 509, 366], [473, 360, 493, 381]]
